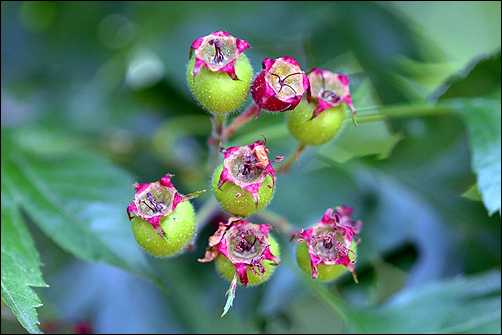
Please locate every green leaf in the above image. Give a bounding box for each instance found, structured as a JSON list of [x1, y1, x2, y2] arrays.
[[1, 137, 161, 285], [438, 52, 501, 100], [450, 99, 501, 216], [305, 1, 443, 105], [436, 52, 501, 216], [221, 273, 239, 317], [1, 182, 48, 334], [318, 120, 403, 163], [349, 271, 501, 333], [462, 183, 483, 202], [1, 128, 253, 332]]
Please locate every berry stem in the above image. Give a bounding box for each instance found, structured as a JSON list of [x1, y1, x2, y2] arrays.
[[274, 143, 307, 173], [295, 265, 355, 328], [222, 102, 261, 141], [209, 113, 227, 172], [276, 103, 451, 173], [193, 196, 220, 235], [348, 102, 452, 124]]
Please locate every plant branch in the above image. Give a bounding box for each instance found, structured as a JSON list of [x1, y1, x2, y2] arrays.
[[275, 143, 308, 173], [349, 102, 452, 124], [194, 196, 219, 235], [254, 208, 298, 237], [208, 113, 227, 173]]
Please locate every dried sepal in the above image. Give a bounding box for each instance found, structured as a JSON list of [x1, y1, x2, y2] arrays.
[[217, 136, 283, 209], [199, 217, 280, 316], [307, 68, 355, 122], [291, 206, 362, 282], [199, 217, 280, 284], [127, 174, 204, 240], [252, 57, 310, 118], [189, 30, 250, 81]]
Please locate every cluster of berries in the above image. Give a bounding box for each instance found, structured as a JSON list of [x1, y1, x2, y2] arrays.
[[187, 31, 356, 146], [127, 31, 362, 317]]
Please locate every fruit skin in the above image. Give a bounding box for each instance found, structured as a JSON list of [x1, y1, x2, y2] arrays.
[[286, 99, 347, 146], [211, 162, 274, 217], [215, 235, 280, 285], [131, 200, 196, 257], [286, 68, 356, 146], [187, 53, 253, 114], [296, 238, 356, 281]]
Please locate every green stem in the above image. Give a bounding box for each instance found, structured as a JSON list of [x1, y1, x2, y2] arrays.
[[256, 208, 356, 325], [208, 113, 227, 173], [296, 272, 361, 331], [194, 196, 219, 235], [275, 103, 451, 173], [281, 245, 365, 332], [349, 102, 452, 125], [255, 208, 298, 236]]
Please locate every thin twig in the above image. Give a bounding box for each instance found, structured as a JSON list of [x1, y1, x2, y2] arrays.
[[275, 143, 308, 173], [222, 102, 261, 141]]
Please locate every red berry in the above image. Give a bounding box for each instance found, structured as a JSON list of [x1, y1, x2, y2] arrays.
[[251, 57, 310, 118]]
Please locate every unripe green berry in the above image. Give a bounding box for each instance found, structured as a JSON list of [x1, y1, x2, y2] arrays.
[[296, 238, 356, 281], [290, 206, 362, 282], [286, 100, 346, 146], [187, 51, 253, 114], [127, 174, 204, 258], [198, 218, 280, 316], [131, 200, 196, 257], [211, 162, 274, 218], [215, 235, 280, 285]]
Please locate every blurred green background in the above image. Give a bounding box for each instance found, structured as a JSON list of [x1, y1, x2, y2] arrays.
[[1, 1, 500, 334]]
